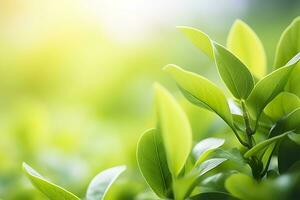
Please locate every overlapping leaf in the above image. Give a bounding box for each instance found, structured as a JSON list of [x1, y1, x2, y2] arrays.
[[136, 129, 172, 198], [155, 83, 192, 177], [164, 65, 233, 127]]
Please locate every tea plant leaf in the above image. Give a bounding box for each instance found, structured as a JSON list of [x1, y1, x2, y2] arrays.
[[285, 66, 300, 97], [164, 65, 233, 127], [288, 133, 300, 145], [155, 83, 192, 177], [246, 53, 300, 121], [278, 138, 300, 173], [270, 108, 300, 137], [86, 165, 126, 200], [244, 131, 291, 158], [196, 158, 227, 177], [177, 26, 214, 60], [274, 17, 300, 69], [136, 129, 172, 198], [22, 163, 80, 200], [264, 92, 300, 122], [190, 192, 238, 200], [213, 42, 254, 99], [192, 138, 225, 166], [227, 20, 267, 78]]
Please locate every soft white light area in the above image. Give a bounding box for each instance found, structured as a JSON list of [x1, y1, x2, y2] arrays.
[[82, 0, 249, 43]]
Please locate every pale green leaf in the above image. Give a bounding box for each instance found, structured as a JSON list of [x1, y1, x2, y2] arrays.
[[285, 65, 300, 97], [288, 133, 300, 145], [192, 138, 225, 166], [244, 131, 290, 158], [86, 166, 126, 200], [164, 65, 233, 127], [213, 42, 254, 99], [136, 129, 173, 198], [264, 92, 300, 122], [246, 53, 300, 120], [155, 83, 192, 177], [177, 26, 214, 60], [22, 163, 80, 200], [196, 158, 227, 177], [274, 17, 300, 69], [227, 19, 267, 78]]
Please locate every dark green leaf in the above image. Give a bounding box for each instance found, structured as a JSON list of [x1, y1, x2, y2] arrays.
[[136, 129, 172, 198], [189, 192, 238, 200]]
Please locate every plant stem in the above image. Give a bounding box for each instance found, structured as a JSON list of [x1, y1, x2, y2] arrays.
[[241, 100, 253, 148]]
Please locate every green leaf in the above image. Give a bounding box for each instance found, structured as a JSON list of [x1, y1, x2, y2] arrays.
[[285, 65, 300, 97], [177, 26, 214, 60], [278, 138, 300, 173], [192, 138, 225, 166], [155, 83, 192, 177], [22, 163, 80, 200], [244, 131, 290, 158], [213, 43, 254, 99], [246, 53, 300, 121], [264, 92, 300, 122], [86, 165, 126, 200], [288, 133, 300, 145], [227, 20, 267, 78], [164, 65, 233, 127], [136, 129, 173, 198], [196, 158, 227, 177], [270, 108, 300, 137], [190, 192, 238, 200], [274, 17, 300, 69]]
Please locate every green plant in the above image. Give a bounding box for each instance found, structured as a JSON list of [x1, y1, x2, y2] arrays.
[[22, 162, 126, 200], [137, 17, 300, 199]]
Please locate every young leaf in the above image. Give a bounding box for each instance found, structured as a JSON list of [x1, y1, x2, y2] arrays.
[[136, 129, 172, 198], [22, 163, 80, 200], [192, 138, 225, 166], [227, 20, 267, 78], [86, 165, 126, 200], [155, 83, 192, 177], [196, 158, 227, 176], [177, 26, 214, 60], [270, 108, 300, 137], [164, 65, 233, 127], [274, 17, 300, 69], [246, 53, 300, 121], [213, 43, 254, 99], [288, 133, 300, 145], [244, 131, 291, 158], [285, 66, 300, 97], [264, 92, 300, 122]]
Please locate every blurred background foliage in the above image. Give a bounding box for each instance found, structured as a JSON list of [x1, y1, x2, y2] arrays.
[[0, 0, 299, 199]]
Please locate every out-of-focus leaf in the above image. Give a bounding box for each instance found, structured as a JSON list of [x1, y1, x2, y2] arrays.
[[270, 108, 300, 137], [274, 17, 300, 69], [213, 43, 254, 99], [155, 83, 192, 177], [136, 129, 172, 198], [22, 163, 80, 200], [246, 53, 300, 121], [190, 192, 238, 200], [288, 133, 300, 145], [200, 171, 236, 193], [227, 20, 267, 78], [278, 138, 300, 173], [86, 165, 126, 200], [244, 131, 290, 158], [164, 65, 233, 127], [264, 92, 300, 122], [192, 138, 225, 166], [177, 26, 214, 60], [285, 66, 300, 97]]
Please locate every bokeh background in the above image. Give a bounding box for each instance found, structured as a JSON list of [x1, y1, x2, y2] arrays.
[[0, 0, 299, 199]]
